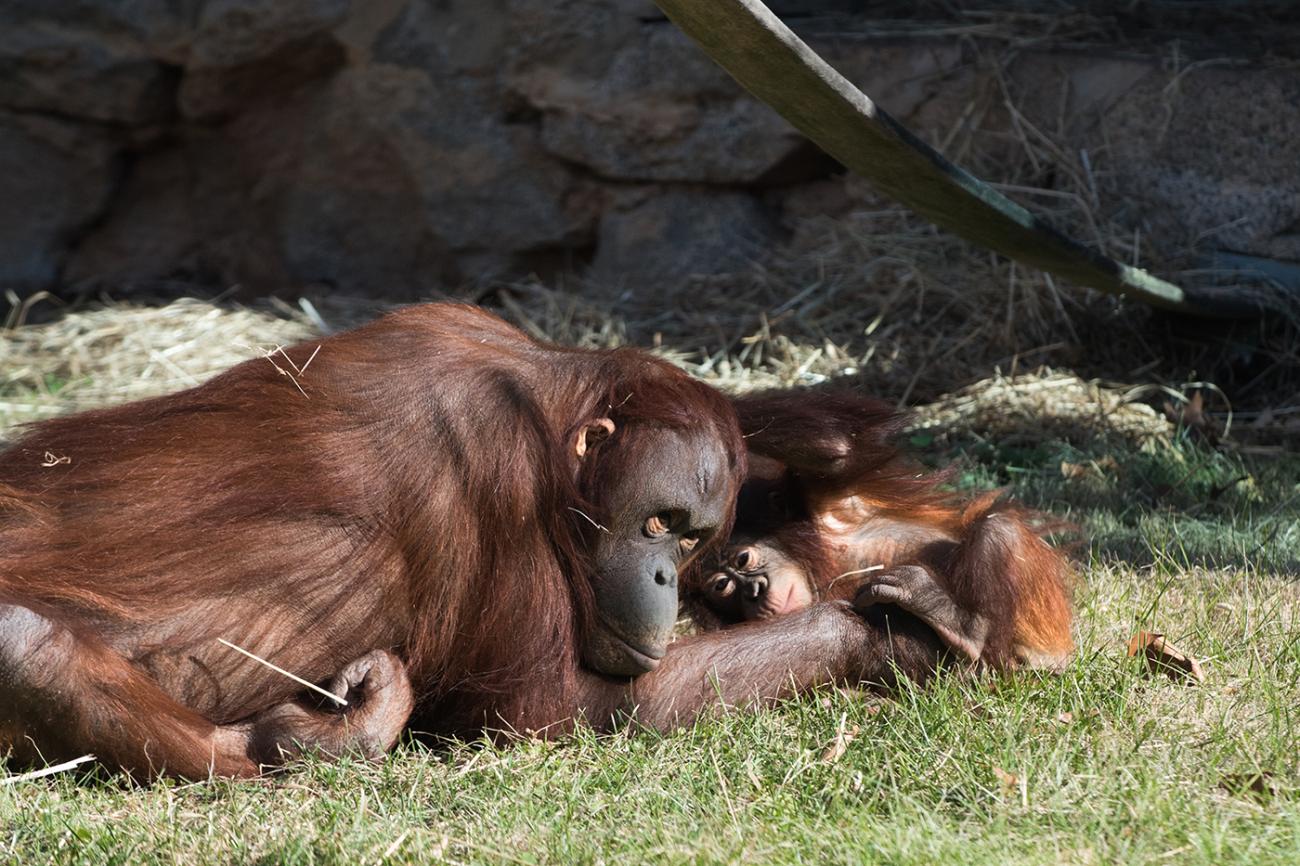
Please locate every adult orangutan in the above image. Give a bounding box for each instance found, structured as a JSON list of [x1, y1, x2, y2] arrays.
[[1, 304, 954, 780], [689, 390, 1075, 672]]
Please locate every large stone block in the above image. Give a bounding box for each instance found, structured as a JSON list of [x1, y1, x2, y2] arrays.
[[179, 0, 351, 118], [291, 66, 590, 259], [503, 3, 802, 184], [3, 0, 1295, 300], [71, 64, 595, 293], [1098, 65, 1300, 260], [0, 5, 179, 124], [589, 187, 778, 289], [189, 0, 350, 69], [0, 113, 118, 288]]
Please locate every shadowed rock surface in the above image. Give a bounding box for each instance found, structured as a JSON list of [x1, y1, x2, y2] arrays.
[[1, 0, 1297, 297]]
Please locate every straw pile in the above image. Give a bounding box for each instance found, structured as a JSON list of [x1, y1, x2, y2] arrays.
[[0, 293, 1174, 451], [910, 368, 1173, 448], [0, 298, 317, 433]]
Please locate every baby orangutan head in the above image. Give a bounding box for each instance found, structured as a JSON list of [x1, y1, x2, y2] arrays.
[[701, 535, 818, 624]]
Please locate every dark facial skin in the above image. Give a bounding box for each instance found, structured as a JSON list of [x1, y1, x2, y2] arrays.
[[702, 538, 815, 623], [584, 429, 732, 677], [703, 539, 989, 663]]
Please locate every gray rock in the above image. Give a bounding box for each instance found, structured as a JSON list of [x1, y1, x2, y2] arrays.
[[282, 67, 589, 266], [589, 187, 777, 289], [372, 0, 510, 77], [179, 0, 351, 119], [4, 0, 1295, 305], [269, 68, 464, 293], [0, 112, 118, 289], [0, 1, 196, 59], [508, 16, 802, 183], [1099, 65, 1300, 260], [189, 0, 350, 69], [64, 149, 199, 286], [0, 12, 177, 124], [178, 30, 346, 119], [74, 65, 594, 293]]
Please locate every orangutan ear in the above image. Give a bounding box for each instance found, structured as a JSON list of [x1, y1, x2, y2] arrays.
[[575, 418, 616, 458]]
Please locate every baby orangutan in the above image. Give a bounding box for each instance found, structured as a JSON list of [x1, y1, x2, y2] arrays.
[[688, 390, 1074, 672]]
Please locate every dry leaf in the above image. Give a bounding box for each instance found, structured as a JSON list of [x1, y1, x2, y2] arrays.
[[820, 722, 860, 764], [1164, 391, 1206, 427], [992, 766, 1019, 791], [1055, 708, 1100, 726], [1219, 772, 1278, 802], [1127, 631, 1205, 685], [1060, 461, 1090, 480], [1060, 455, 1118, 481], [1183, 391, 1207, 428], [1163, 391, 1220, 443]]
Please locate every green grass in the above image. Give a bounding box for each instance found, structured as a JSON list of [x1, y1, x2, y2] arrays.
[[3, 434, 1298, 865]]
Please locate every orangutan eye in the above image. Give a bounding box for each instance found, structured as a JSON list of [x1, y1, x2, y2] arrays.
[[680, 532, 702, 552], [710, 575, 735, 598], [731, 547, 762, 572], [644, 512, 671, 537]]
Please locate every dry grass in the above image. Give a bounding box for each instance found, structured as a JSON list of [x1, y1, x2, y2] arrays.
[[912, 368, 1174, 448], [0, 293, 1182, 453], [498, 198, 1116, 403], [0, 297, 317, 432]]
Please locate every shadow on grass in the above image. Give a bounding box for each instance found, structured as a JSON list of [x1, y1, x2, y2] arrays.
[[935, 435, 1300, 577]]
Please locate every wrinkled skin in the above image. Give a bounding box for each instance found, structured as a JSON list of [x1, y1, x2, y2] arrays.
[[689, 387, 1074, 673], [0, 304, 755, 779], [699, 537, 816, 623], [583, 429, 733, 675], [700, 541, 987, 663]]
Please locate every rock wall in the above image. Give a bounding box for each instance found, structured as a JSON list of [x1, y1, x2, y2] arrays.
[[1, 0, 1296, 296]]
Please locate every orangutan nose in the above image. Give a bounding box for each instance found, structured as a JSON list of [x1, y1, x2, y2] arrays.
[[745, 574, 768, 600]]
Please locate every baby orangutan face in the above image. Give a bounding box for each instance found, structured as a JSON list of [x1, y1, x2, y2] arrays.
[[702, 537, 816, 624]]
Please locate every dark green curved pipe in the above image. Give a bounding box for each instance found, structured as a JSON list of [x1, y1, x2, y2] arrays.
[[653, 0, 1259, 317]]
